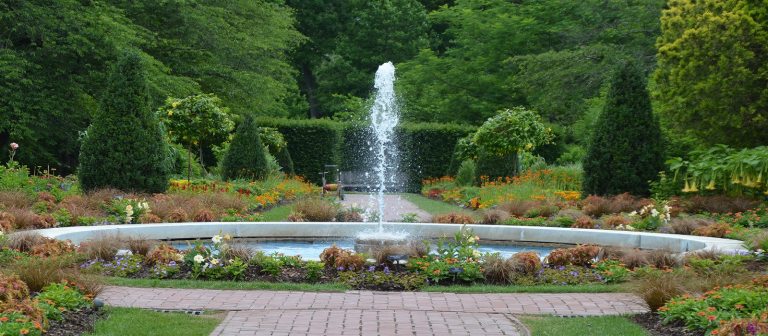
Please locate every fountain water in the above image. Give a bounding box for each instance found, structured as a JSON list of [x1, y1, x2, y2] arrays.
[[355, 62, 410, 248]]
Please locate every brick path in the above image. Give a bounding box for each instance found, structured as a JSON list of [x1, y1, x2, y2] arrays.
[[98, 286, 648, 335]]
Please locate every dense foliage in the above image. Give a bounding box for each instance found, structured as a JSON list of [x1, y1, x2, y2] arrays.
[[654, 0, 768, 147], [667, 145, 768, 196], [582, 62, 664, 196], [78, 52, 170, 193], [222, 116, 269, 181]]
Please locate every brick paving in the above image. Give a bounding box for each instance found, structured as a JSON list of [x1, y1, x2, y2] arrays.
[[98, 286, 648, 335]]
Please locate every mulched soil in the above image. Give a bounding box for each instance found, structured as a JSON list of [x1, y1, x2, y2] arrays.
[[46, 307, 104, 336], [631, 312, 704, 336]]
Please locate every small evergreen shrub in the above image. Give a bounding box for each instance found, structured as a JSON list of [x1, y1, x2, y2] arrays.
[[222, 115, 269, 180], [78, 51, 170, 193], [455, 160, 476, 186], [582, 61, 664, 196]]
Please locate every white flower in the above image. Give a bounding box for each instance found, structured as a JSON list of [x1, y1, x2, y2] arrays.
[[210, 258, 220, 266], [467, 237, 476, 243], [628, 211, 637, 217], [472, 250, 481, 258], [193, 254, 204, 263], [212, 235, 223, 244], [651, 209, 660, 217]]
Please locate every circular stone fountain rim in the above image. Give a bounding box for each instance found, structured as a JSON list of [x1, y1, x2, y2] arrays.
[[29, 222, 745, 254]]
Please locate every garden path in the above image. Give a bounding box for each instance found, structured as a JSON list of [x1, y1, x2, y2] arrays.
[[340, 193, 431, 222], [98, 286, 648, 335]]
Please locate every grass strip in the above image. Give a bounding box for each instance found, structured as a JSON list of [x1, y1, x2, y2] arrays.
[[103, 277, 347, 292], [260, 203, 294, 221], [84, 307, 222, 336], [422, 283, 627, 293], [519, 315, 648, 336]]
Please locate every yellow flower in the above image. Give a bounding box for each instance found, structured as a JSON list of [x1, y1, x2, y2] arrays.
[[682, 180, 691, 193], [705, 179, 716, 190]]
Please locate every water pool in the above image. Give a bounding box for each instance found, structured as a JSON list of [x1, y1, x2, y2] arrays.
[[170, 239, 554, 260]]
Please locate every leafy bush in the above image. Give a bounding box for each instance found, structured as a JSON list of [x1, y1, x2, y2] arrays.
[[582, 61, 664, 196], [692, 222, 734, 238], [339, 270, 426, 291], [455, 160, 476, 187], [78, 51, 170, 193], [147, 244, 183, 266], [668, 145, 768, 196], [319, 245, 365, 271], [407, 227, 485, 283], [680, 195, 760, 214], [592, 260, 630, 283], [659, 285, 768, 333], [511, 252, 542, 275], [669, 216, 713, 235], [222, 115, 269, 180], [36, 281, 91, 321]]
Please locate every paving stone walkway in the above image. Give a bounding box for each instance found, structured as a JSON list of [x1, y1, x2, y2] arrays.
[[98, 286, 648, 335]]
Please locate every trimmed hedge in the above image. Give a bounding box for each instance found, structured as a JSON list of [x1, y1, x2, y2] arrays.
[[399, 123, 476, 190], [256, 118, 342, 184], [255, 118, 473, 189]]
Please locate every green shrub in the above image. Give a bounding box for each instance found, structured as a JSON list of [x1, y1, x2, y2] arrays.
[[78, 51, 170, 193], [582, 61, 664, 196], [257, 118, 342, 184], [37, 282, 91, 321], [399, 123, 475, 190], [476, 151, 518, 180], [455, 160, 476, 186], [222, 115, 269, 180]]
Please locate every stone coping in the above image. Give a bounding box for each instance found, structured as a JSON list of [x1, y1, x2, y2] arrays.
[[31, 222, 745, 253]]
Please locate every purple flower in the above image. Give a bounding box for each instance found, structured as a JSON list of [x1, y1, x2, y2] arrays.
[[449, 267, 463, 274], [337, 266, 345, 271], [570, 271, 579, 277], [169, 261, 177, 266], [747, 323, 757, 335], [557, 266, 566, 271], [368, 266, 376, 272], [383, 266, 390, 275]]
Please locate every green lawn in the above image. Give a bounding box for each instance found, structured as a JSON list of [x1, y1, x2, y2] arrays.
[[260, 203, 293, 221], [103, 277, 348, 292], [84, 307, 222, 336], [519, 316, 648, 336], [399, 193, 478, 218]]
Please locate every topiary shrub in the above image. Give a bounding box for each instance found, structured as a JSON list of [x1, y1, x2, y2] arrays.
[[582, 61, 664, 196], [455, 160, 476, 186], [222, 115, 269, 180], [78, 51, 170, 193]]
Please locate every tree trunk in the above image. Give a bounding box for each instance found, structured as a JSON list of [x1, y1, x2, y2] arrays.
[[300, 63, 322, 119]]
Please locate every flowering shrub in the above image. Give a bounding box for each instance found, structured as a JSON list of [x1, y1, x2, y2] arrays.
[[629, 202, 671, 231], [108, 198, 150, 224], [149, 261, 180, 279], [592, 260, 630, 283], [407, 226, 485, 283], [340, 269, 427, 291], [81, 254, 143, 277], [0, 312, 42, 336], [659, 285, 768, 334], [718, 207, 768, 229], [146, 244, 184, 266], [36, 282, 91, 321], [184, 234, 241, 279]]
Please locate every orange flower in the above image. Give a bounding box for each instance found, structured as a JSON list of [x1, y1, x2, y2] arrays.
[[734, 304, 744, 310], [20, 329, 30, 335], [707, 315, 717, 321], [0, 316, 8, 322], [698, 311, 707, 316], [706, 307, 716, 312], [432, 269, 441, 275], [711, 329, 719, 335], [657, 306, 669, 312]]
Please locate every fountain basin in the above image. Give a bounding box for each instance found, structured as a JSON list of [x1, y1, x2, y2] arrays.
[[31, 222, 745, 254]]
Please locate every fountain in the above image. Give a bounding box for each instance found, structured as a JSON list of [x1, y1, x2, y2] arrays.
[[354, 62, 411, 256]]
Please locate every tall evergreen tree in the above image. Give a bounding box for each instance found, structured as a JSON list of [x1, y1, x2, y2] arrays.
[[222, 116, 269, 180], [582, 61, 664, 196], [78, 51, 170, 193]]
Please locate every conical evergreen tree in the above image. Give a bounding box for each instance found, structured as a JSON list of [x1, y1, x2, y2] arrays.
[[222, 115, 269, 180], [582, 61, 664, 196], [78, 51, 170, 193]]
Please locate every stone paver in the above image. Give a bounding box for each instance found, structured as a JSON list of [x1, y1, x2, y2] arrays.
[[209, 310, 527, 336], [98, 286, 648, 335], [340, 194, 431, 222]]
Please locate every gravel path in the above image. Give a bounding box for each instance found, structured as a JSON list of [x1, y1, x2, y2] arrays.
[[340, 193, 432, 222]]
